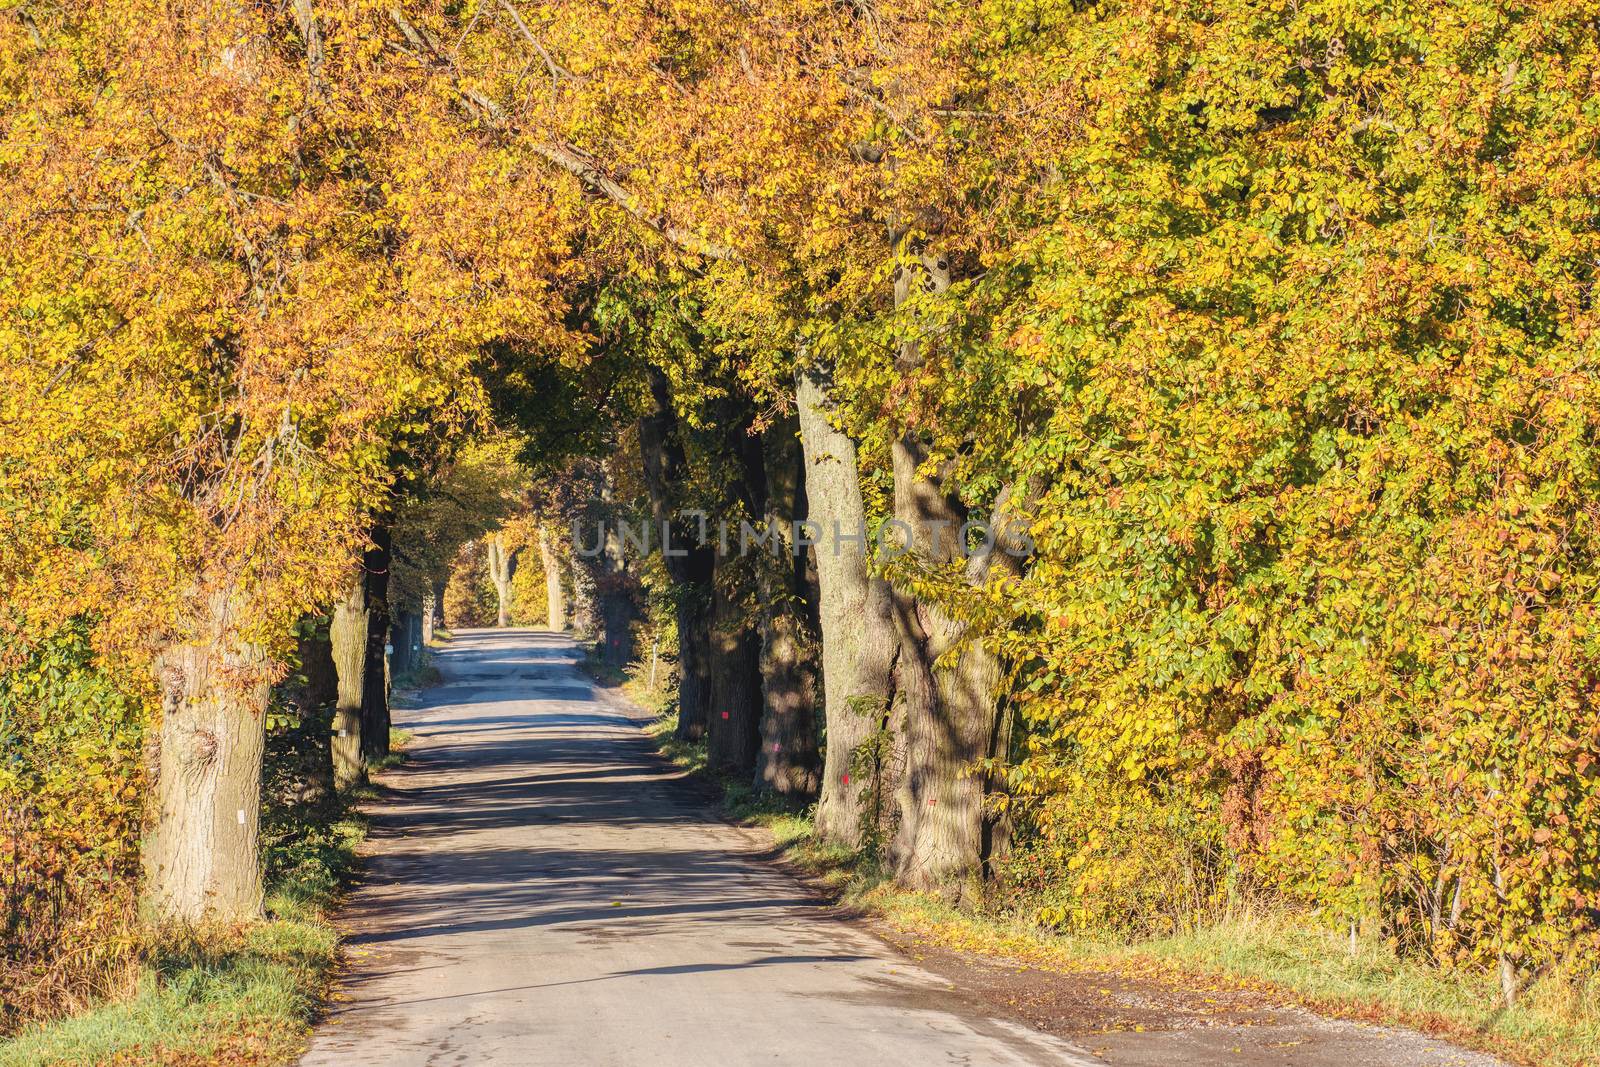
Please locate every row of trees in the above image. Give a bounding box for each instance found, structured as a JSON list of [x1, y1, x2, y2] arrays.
[[4, 0, 1598, 1021]]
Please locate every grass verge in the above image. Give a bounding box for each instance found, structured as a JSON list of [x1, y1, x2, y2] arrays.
[[0, 728, 420, 1067], [638, 709, 1598, 1067], [0, 816, 364, 1067]]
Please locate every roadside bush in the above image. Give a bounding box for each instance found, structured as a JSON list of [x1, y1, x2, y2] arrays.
[[0, 621, 144, 1032]]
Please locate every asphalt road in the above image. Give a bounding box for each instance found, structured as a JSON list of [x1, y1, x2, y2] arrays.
[[298, 628, 1505, 1067]]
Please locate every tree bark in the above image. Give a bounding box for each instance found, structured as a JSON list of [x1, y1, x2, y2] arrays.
[[569, 551, 596, 636], [637, 368, 714, 740], [486, 533, 517, 628], [539, 524, 568, 631], [428, 578, 446, 638], [288, 617, 338, 803], [703, 398, 768, 776], [590, 462, 636, 666], [143, 589, 270, 923], [389, 609, 412, 678], [796, 364, 899, 847], [882, 250, 1004, 897], [890, 483, 1029, 894], [361, 523, 392, 764], [390, 606, 423, 678], [328, 579, 367, 790], [706, 571, 765, 773], [754, 418, 822, 797]]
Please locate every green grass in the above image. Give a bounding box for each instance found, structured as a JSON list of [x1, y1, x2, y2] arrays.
[[855, 892, 1600, 1067], [0, 812, 365, 1067], [642, 711, 707, 777], [392, 649, 443, 700], [0, 722, 430, 1067], [1130, 916, 1600, 1067], [368, 728, 415, 771]]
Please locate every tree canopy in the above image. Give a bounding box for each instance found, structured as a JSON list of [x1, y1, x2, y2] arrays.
[[3, 0, 1599, 1035]]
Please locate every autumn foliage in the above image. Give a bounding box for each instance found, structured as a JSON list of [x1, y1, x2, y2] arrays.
[[3, 0, 1599, 1040]]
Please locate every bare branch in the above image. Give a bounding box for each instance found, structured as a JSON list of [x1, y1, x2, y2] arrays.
[[497, 0, 565, 93], [530, 142, 736, 262], [839, 75, 930, 145], [290, 0, 325, 98]]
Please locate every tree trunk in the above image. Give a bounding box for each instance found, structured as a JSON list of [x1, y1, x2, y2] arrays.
[[539, 524, 568, 632], [591, 463, 636, 666], [429, 578, 446, 637], [569, 552, 596, 636], [407, 611, 423, 669], [328, 579, 367, 791], [421, 591, 436, 645], [882, 250, 1003, 897], [637, 367, 714, 740], [889, 490, 1027, 895], [288, 617, 338, 803], [361, 523, 392, 764], [703, 398, 768, 776], [143, 589, 270, 923], [391, 606, 424, 679], [486, 534, 516, 628], [598, 574, 636, 668], [796, 364, 899, 847], [706, 572, 765, 773], [389, 609, 412, 679], [754, 418, 822, 797]]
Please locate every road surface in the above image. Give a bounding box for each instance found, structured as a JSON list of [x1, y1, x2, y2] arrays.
[[298, 629, 1505, 1067]]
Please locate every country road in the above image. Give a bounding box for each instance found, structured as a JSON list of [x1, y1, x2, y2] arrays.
[[298, 629, 1506, 1067]]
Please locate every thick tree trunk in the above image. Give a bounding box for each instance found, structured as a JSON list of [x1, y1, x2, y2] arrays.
[[328, 579, 367, 791], [361, 524, 392, 764], [881, 250, 1003, 897], [754, 419, 822, 797], [289, 618, 338, 803], [421, 591, 436, 645], [886, 444, 985, 894], [706, 572, 765, 773], [486, 534, 516, 628], [637, 368, 714, 740], [143, 590, 270, 923], [703, 399, 768, 776], [796, 364, 899, 847], [539, 524, 568, 631], [591, 465, 636, 666]]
